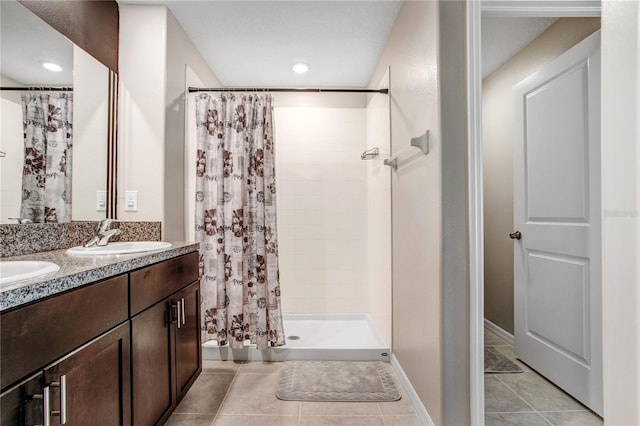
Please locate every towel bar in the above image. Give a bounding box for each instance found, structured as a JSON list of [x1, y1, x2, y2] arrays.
[[383, 130, 429, 171]]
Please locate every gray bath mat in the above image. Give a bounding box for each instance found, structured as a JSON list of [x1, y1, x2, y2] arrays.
[[276, 361, 401, 402], [485, 347, 523, 373]]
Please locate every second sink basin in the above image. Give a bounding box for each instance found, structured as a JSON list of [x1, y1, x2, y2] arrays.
[[66, 241, 172, 256], [0, 261, 60, 287]]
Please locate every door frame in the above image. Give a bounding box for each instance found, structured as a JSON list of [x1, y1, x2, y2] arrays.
[[466, 2, 602, 424]]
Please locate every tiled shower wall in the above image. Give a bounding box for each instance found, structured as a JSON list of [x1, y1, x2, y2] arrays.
[[274, 96, 369, 314]]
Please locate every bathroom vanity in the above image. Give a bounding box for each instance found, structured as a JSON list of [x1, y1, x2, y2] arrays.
[[0, 243, 201, 426]]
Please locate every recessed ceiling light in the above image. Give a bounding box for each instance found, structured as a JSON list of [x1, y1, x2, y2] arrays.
[[40, 61, 62, 72], [292, 63, 309, 74]]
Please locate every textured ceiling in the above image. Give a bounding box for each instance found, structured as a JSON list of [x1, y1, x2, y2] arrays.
[[2, 2, 559, 90], [482, 17, 558, 79], [118, 0, 403, 87]]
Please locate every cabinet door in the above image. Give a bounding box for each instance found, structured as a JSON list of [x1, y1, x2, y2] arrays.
[[1, 274, 128, 391], [1, 373, 44, 426], [175, 281, 201, 400], [43, 322, 130, 426], [131, 297, 174, 426]]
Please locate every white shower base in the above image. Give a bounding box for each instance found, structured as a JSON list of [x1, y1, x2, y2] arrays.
[[202, 313, 390, 362]]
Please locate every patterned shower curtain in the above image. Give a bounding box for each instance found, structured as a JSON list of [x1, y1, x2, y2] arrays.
[[194, 92, 285, 349], [20, 93, 73, 223]]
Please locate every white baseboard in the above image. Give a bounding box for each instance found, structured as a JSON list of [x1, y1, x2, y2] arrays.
[[390, 354, 435, 426], [484, 318, 514, 345]]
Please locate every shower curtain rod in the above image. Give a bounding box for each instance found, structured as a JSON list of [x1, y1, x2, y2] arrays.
[[0, 86, 73, 92], [188, 87, 388, 94]]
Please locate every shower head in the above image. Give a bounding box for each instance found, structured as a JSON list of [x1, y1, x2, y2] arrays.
[[360, 147, 379, 160]]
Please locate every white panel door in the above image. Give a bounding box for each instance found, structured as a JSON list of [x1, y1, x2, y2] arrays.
[[513, 30, 601, 415]]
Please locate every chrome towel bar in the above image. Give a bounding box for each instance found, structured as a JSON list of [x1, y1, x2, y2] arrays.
[[384, 130, 429, 171]]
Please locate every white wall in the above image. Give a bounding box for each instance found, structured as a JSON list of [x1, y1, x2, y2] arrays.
[[601, 1, 640, 423], [366, 2, 469, 423], [439, 3, 470, 423], [72, 45, 109, 221], [368, 1, 444, 422], [118, 5, 167, 226], [118, 5, 220, 239], [185, 67, 206, 242], [483, 18, 600, 334], [274, 93, 369, 314], [366, 69, 392, 346], [164, 11, 221, 241]]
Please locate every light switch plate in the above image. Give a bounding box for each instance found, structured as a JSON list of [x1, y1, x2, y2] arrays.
[[96, 190, 106, 212], [125, 190, 138, 212]]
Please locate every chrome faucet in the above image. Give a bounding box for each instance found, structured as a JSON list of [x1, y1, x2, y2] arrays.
[[84, 219, 121, 247]]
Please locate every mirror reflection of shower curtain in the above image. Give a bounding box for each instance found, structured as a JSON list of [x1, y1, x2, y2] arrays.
[[194, 92, 285, 350], [20, 93, 73, 223]]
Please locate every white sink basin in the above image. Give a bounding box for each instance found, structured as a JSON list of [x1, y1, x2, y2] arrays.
[[66, 241, 172, 256], [0, 261, 60, 287]]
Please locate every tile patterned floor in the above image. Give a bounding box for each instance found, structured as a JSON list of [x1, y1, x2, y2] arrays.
[[484, 329, 603, 426], [165, 361, 420, 426]]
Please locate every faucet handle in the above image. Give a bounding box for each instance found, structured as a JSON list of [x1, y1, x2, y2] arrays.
[[96, 218, 114, 232], [97, 229, 121, 246], [85, 219, 118, 247]]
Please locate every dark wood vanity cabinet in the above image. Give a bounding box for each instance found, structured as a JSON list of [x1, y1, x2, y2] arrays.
[[43, 323, 131, 426], [131, 298, 174, 426], [1, 275, 129, 391], [1, 275, 130, 426], [2, 323, 131, 426], [174, 281, 201, 399], [1, 373, 43, 426], [0, 250, 201, 426], [130, 252, 201, 426]]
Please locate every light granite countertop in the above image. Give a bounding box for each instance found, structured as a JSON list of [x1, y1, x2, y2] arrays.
[[0, 242, 200, 312]]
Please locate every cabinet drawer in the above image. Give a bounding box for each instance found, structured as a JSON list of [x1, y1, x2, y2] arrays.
[[130, 252, 199, 316], [1, 274, 128, 390]]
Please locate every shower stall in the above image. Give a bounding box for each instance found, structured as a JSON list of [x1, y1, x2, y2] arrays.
[[185, 76, 392, 361], [203, 314, 389, 362]]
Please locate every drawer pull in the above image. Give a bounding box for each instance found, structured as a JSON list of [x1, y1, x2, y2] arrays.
[[171, 301, 182, 329], [47, 375, 67, 424], [177, 301, 182, 329], [43, 386, 50, 426], [170, 299, 186, 328], [60, 375, 67, 424]]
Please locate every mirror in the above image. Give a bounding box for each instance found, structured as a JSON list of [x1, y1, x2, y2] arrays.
[[0, 1, 109, 224]]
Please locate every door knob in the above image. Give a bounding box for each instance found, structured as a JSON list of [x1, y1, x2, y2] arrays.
[[509, 231, 522, 240]]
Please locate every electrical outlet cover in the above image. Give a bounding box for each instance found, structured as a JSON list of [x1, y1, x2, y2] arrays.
[[125, 190, 138, 212]]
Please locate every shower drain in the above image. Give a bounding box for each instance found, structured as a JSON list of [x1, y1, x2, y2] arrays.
[[287, 335, 301, 340]]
